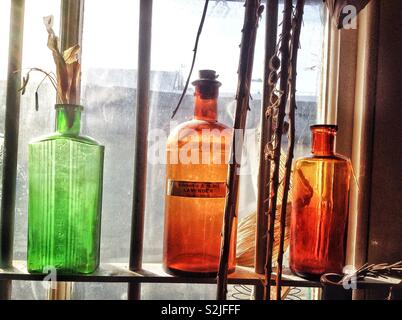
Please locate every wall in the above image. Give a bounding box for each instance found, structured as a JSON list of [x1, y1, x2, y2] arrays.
[[368, 0, 402, 264]]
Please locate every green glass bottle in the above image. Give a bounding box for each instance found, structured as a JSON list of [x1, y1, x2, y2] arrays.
[[28, 104, 104, 274]]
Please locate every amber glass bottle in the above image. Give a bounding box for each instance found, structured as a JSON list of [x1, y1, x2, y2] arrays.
[[163, 70, 236, 277], [290, 125, 351, 279]]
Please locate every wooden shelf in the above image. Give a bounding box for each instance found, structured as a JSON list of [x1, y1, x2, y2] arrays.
[[0, 261, 321, 288]]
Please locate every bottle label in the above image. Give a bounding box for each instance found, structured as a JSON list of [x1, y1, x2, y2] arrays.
[[167, 180, 226, 198]]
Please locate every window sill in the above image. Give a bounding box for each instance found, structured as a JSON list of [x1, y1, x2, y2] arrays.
[[0, 261, 321, 288]]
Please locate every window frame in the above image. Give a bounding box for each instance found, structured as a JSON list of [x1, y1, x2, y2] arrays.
[[0, 0, 367, 301]]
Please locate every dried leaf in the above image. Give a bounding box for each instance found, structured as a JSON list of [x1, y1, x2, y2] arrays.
[[66, 61, 81, 105], [63, 45, 80, 64], [46, 35, 59, 53], [53, 51, 69, 103], [42, 15, 80, 104], [44, 16, 60, 56], [18, 72, 30, 95], [19, 76, 27, 95], [43, 15, 55, 35], [35, 91, 39, 111], [43, 15, 68, 103]]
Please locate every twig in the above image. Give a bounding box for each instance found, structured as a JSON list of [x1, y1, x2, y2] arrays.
[[36, 71, 58, 91], [276, 0, 305, 300], [16, 68, 63, 110], [216, 0, 262, 300], [171, 0, 210, 119], [16, 68, 58, 93], [263, 0, 293, 300], [255, 0, 279, 277]]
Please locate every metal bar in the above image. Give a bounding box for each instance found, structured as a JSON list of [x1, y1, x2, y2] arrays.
[[253, 283, 265, 300], [60, 0, 85, 101], [255, 0, 278, 277], [128, 0, 153, 300], [49, 0, 85, 301], [2, 262, 399, 293], [60, 0, 85, 49], [47, 282, 73, 300], [0, 0, 25, 300], [0, 262, 325, 288]]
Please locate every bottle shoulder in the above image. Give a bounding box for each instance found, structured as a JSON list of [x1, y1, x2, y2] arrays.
[[295, 153, 350, 166], [167, 119, 232, 143], [30, 132, 104, 148]]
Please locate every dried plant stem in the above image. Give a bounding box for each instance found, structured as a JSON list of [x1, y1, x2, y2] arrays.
[[216, 0, 262, 300], [340, 261, 402, 284], [171, 0, 210, 119], [17, 67, 64, 109], [36, 71, 57, 92], [275, 0, 305, 300], [263, 0, 293, 300], [255, 0, 279, 277], [17, 68, 58, 92]]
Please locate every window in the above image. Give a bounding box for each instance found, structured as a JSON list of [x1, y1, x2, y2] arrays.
[[0, 0, 11, 204], [0, 0, 327, 300]]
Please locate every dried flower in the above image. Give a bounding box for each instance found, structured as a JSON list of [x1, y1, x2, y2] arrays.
[[18, 15, 81, 109], [43, 15, 81, 105]]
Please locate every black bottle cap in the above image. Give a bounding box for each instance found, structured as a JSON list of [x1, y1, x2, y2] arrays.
[[192, 69, 222, 87], [310, 124, 338, 132]]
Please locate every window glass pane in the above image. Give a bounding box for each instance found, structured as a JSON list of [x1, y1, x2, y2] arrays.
[[80, 0, 139, 264], [145, 0, 254, 265], [0, 0, 11, 201], [3, 0, 325, 300], [293, 0, 325, 158], [143, 0, 325, 299], [0, 0, 11, 81], [72, 283, 127, 300], [144, 0, 324, 258]]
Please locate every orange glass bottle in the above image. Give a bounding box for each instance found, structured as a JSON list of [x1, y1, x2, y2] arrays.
[[163, 70, 236, 277], [290, 125, 351, 279]]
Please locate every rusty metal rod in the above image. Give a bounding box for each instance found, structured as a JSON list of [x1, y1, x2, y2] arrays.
[[0, 0, 25, 300], [128, 0, 153, 300], [60, 0, 84, 101]]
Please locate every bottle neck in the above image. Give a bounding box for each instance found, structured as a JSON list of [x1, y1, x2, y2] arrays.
[[55, 104, 82, 135], [193, 84, 219, 122], [194, 96, 218, 121], [311, 128, 336, 156]]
